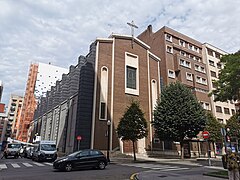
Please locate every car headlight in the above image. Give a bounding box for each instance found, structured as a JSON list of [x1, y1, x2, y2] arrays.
[[38, 151, 45, 156]]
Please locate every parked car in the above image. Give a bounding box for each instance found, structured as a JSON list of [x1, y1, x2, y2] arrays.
[[32, 141, 57, 162], [53, 149, 108, 172], [3, 143, 21, 158]]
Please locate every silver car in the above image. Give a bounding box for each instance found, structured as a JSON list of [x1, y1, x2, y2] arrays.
[[3, 143, 21, 158]]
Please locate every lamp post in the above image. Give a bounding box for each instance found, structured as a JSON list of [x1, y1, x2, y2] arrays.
[[106, 120, 111, 162]]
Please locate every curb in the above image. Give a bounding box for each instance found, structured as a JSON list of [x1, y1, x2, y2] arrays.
[[203, 172, 228, 179]]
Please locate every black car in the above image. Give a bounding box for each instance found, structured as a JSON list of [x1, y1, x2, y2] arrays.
[[53, 149, 108, 171]]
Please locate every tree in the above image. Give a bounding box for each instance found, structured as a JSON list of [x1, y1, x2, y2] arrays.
[[117, 100, 148, 161], [210, 50, 240, 102], [153, 82, 207, 159], [205, 112, 223, 143], [204, 112, 223, 156], [226, 115, 240, 141]]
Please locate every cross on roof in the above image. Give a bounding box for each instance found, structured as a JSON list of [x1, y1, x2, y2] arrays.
[[127, 21, 138, 48]]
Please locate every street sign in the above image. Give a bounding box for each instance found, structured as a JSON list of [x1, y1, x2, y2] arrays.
[[77, 135, 82, 141], [202, 131, 210, 139]]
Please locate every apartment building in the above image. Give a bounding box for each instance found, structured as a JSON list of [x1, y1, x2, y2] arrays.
[[202, 43, 236, 124], [0, 104, 8, 145], [17, 63, 68, 142], [6, 94, 23, 139]]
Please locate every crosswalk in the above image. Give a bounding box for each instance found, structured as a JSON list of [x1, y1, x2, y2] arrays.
[[0, 162, 53, 170], [120, 163, 190, 172]]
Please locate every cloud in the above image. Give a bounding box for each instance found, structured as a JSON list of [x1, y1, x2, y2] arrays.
[[0, 0, 240, 106]]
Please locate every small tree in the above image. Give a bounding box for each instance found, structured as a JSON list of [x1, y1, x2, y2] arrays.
[[204, 112, 223, 156], [117, 100, 148, 161], [226, 115, 240, 140], [153, 82, 207, 159]]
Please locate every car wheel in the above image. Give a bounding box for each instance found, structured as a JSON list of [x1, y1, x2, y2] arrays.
[[98, 161, 106, 170], [64, 163, 72, 172]]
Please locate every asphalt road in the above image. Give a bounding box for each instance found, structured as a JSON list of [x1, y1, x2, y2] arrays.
[[0, 156, 225, 180]]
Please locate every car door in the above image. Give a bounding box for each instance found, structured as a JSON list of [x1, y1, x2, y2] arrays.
[[74, 150, 91, 169]]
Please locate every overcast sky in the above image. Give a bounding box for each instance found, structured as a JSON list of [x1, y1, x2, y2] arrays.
[[0, 0, 240, 107]]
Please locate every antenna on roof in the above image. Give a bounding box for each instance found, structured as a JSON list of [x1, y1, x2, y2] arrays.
[[127, 20, 138, 48]]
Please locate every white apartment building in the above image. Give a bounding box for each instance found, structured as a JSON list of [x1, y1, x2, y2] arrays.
[[202, 43, 236, 124], [34, 62, 69, 99]]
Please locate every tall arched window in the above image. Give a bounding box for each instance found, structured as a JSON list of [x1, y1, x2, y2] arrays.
[[151, 79, 158, 112], [99, 67, 108, 120]]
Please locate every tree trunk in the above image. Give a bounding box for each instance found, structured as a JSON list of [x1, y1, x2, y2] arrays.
[[212, 141, 216, 158], [180, 141, 184, 160], [132, 140, 136, 161]]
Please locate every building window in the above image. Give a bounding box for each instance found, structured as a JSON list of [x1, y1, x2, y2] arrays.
[[216, 106, 222, 113], [207, 48, 214, 56], [166, 45, 173, 53], [217, 63, 222, 69], [188, 44, 193, 50], [195, 57, 200, 62], [168, 70, 175, 79], [125, 52, 139, 95], [215, 52, 221, 59], [179, 40, 185, 47], [209, 60, 215, 67], [100, 102, 106, 119], [99, 66, 108, 120], [231, 109, 236, 115], [151, 80, 158, 112], [165, 34, 172, 42], [210, 71, 217, 78], [186, 72, 193, 81], [180, 59, 191, 68], [127, 66, 137, 89], [194, 46, 199, 53], [196, 76, 207, 85], [217, 118, 223, 124], [180, 51, 186, 56], [224, 108, 230, 114]]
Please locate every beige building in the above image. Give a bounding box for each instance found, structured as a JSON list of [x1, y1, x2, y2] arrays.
[[202, 43, 236, 124], [7, 94, 24, 139]]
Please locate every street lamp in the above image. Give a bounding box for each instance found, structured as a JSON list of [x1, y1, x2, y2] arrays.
[[107, 120, 111, 162]]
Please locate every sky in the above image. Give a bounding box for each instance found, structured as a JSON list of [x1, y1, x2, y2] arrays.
[[0, 0, 240, 107]]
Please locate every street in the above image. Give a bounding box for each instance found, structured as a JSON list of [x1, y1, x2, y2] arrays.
[[0, 155, 225, 180]]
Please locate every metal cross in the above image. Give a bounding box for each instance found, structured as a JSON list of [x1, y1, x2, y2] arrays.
[[127, 20, 138, 48]]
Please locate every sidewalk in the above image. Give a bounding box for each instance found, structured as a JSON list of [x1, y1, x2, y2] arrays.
[[110, 154, 224, 169]]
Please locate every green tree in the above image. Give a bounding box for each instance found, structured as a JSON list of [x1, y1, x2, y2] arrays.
[[205, 112, 223, 142], [226, 115, 240, 140], [204, 112, 223, 156], [117, 100, 148, 161], [210, 50, 240, 102], [153, 82, 207, 159]]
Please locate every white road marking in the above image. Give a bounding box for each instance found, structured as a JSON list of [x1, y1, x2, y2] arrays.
[[11, 163, 21, 168], [22, 163, 33, 167], [32, 162, 45, 167], [44, 162, 53, 166], [0, 164, 7, 169], [160, 167, 189, 171]]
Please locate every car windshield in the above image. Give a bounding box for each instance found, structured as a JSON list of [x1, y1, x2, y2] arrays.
[[7, 144, 21, 149], [40, 144, 56, 151], [68, 151, 82, 157]]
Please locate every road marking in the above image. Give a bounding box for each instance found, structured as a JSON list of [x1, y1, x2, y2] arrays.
[[32, 162, 45, 167], [11, 163, 20, 168], [0, 164, 7, 169], [44, 162, 52, 166], [121, 163, 189, 171], [160, 167, 189, 171], [22, 163, 33, 167]]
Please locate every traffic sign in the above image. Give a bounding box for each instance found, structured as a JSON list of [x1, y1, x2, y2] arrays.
[[77, 135, 82, 141], [202, 131, 210, 139]]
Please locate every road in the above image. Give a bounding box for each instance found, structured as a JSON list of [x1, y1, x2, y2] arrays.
[[0, 156, 224, 180]]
